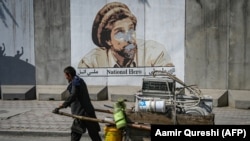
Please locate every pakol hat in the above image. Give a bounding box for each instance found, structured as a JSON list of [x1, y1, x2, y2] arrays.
[[92, 2, 137, 47]]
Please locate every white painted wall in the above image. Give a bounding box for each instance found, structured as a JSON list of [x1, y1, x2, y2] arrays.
[[0, 0, 34, 65]]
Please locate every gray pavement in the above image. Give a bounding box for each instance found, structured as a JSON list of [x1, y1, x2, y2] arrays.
[[0, 100, 250, 138]]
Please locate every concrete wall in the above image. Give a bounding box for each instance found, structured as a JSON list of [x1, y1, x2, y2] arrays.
[[185, 0, 229, 89], [185, 0, 250, 90], [34, 0, 71, 85], [229, 0, 250, 90]]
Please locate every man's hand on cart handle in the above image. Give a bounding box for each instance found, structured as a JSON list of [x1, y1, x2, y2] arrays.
[[52, 104, 63, 114], [52, 108, 60, 114]]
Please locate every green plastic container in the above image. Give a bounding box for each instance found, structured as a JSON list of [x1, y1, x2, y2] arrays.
[[114, 110, 126, 129]]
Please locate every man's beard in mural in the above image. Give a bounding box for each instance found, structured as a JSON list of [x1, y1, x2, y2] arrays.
[[118, 43, 136, 59]]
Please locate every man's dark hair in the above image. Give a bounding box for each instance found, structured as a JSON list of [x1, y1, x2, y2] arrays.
[[64, 66, 76, 77]]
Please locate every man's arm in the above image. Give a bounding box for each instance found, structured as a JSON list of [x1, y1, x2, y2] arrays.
[[61, 85, 78, 108], [53, 85, 78, 114]]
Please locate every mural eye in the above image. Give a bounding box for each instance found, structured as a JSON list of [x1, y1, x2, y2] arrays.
[[114, 32, 126, 42]]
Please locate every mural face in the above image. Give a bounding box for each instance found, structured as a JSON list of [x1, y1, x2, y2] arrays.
[[77, 1, 174, 68], [71, 0, 185, 85]]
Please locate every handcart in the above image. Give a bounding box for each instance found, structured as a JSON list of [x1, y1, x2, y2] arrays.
[[53, 70, 215, 141]]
